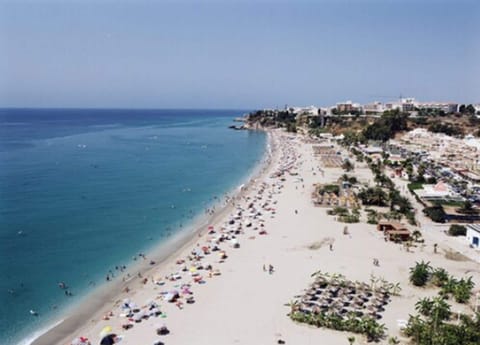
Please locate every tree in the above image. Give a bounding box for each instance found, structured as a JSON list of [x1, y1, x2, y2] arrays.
[[466, 104, 476, 114], [431, 268, 449, 287], [409, 261, 432, 287], [456, 200, 479, 215], [411, 230, 422, 242], [342, 159, 355, 172], [430, 296, 451, 324], [416, 164, 426, 182], [362, 111, 409, 142], [415, 297, 434, 317], [428, 121, 463, 136], [389, 189, 413, 214], [423, 205, 446, 223], [347, 336, 355, 345], [342, 131, 365, 146], [452, 277, 474, 304], [388, 336, 400, 345], [404, 309, 480, 345], [358, 187, 388, 206], [361, 318, 386, 342], [285, 122, 297, 133]]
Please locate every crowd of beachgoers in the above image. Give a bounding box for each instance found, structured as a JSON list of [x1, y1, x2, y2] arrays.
[[35, 129, 479, 345], [58, 132, 302, 345]]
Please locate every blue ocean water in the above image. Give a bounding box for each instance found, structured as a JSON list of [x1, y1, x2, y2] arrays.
[[0, 109, 266, 345]]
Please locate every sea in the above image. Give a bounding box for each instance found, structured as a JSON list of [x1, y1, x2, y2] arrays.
[[0, 108, 266, 345]]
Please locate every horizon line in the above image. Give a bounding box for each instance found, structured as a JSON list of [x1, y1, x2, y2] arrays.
[[0, 106, 255, 111]]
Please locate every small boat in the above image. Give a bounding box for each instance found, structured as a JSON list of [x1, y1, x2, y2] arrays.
[[30, 310, 38, 316]]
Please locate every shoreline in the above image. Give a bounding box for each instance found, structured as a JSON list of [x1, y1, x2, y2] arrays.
[[28, 128, 480, 345], [29, 129, 274, 345]]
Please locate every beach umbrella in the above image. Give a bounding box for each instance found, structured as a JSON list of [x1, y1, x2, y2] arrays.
[[134, 309, 146, 321], [100, 334, 116, 345], [71, 337, 89, 345], [99, 326, 112, 337], [149, 307, 160, 316]]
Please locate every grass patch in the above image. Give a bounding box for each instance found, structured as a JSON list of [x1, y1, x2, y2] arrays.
[[407, 182, 424, 191]]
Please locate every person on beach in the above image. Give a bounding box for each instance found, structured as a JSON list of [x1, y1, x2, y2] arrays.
[[268, 264, 274, 274], [329, 244, 333, 251]]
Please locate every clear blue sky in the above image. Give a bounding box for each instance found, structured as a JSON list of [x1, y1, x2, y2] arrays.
[[0, 0, 478, 109]]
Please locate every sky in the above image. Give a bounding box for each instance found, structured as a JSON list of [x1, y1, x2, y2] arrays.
[[0, 0, 479, 109]]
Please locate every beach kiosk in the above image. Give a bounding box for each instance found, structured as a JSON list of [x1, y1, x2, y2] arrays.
[[377, 220, 411, 242], [466, 224, 480, 248]]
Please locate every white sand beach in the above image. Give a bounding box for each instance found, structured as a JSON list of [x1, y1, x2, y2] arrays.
[[34, 129, 480, 345]]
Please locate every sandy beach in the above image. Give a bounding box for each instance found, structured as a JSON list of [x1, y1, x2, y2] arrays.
[[33, 129, 480, 345]]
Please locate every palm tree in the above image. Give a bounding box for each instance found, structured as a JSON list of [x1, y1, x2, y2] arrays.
[[288, 300, 300, 313], [369, 274, 379, 289], [409, 261, 432, 286], [440, 276, 458, 295], [431, 296, 451, 324], [391, 282, 402, 296], [388, 336, 400, 345], [342, 159, 355, 172], [453, 277, 474, 303], [347, 336, 355, 345], [361, 317, 386, 342], [415, 297, 433, 317], [431, 268, 449, 287], [404, 314, 424, 343], [411, 230, 422, 242]]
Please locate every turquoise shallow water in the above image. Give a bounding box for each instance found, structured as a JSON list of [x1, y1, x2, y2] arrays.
[[0, 109, 266, 345]]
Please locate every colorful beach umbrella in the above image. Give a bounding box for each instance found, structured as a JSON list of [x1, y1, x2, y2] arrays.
[[100, 334, 116, 345], [71, 337, 89, 345], [99, 326, 112, 337]]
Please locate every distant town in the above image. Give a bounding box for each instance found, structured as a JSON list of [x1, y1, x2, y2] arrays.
[[244, 97, 480, 250], [275, 98, 479, 118]]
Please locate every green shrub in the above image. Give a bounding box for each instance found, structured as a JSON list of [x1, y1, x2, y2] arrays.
[[409, 261, 432, 287], [423, 205, 446, 223], [448, 224, 467, 236]]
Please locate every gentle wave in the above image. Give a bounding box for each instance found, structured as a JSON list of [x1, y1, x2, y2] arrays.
[[17, 319, 64, 345]]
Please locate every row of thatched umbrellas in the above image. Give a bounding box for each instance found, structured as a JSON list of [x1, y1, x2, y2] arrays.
[[296, 275, 391, 320], [315, 192, 359, 208]]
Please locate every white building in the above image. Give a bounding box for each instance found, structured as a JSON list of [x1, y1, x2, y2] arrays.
[[417, 102, 458, 113], [401, 98, 417, 112], [415, 181, 463, 202], [363, 101, 385, 114], [336, 101, 362, 113], [384, 98, 417, 112], [292, 105, 319, 116], [466, 224, 480, 248]]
